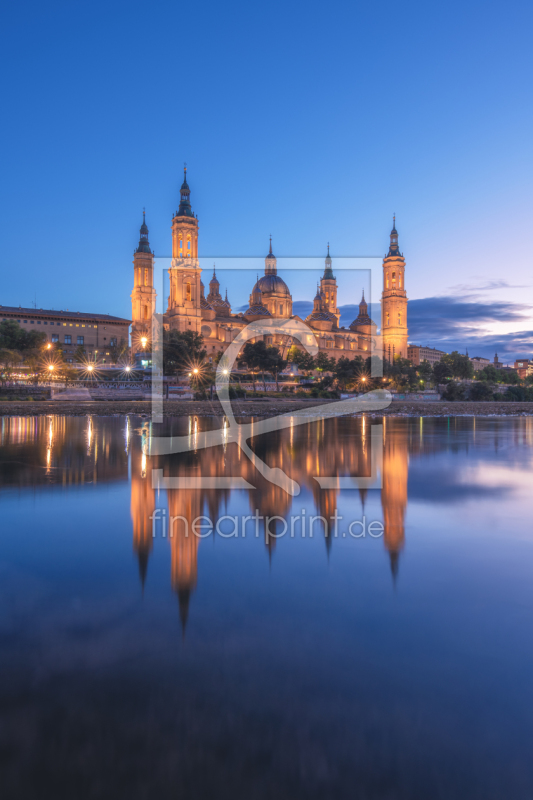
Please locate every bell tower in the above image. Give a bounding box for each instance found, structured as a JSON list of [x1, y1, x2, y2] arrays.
[[319, 244, 340, 325], [381, 217, 408, 361], [167, 167, 202, 333], [131, 211, 156, 353]]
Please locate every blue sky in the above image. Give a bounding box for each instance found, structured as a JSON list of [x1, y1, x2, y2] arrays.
[[1, 0, 532, 359]]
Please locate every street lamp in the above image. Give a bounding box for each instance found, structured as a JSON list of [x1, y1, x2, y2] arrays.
[[87, 365, 94, 372], [125, 366, 131, 373], [141, 337, 147, 349]]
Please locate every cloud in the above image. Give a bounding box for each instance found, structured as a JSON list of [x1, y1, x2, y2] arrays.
[[406, 296, 533, 359], [446, 279, 530, 296]]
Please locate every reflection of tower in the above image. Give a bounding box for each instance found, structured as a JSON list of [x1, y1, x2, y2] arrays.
[[167, 167, 202, 333], [381, 418, 408, 578], [167, 487, 201, 632], [131, 211, 156, 353], [381, 217, 408, 361], [130, 423, 156, 589]]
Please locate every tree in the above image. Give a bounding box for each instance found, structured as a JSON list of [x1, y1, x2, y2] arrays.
[[476, 364, 500, 383], [418, 360, 433, 383], [0, 320, 47, 352], [74, 345, 86, 363], [266, 346, 287, 392], [444, 351, 474, 380], [469, 381, 494, 401], [288, 347, 316, 376], [315, 352, 336, 373], [0, 348, 22, 383], [505, 370, 521, 385], [239, 340, 272, 391], [110, 337, 129, 364], [442, 380, 468, 401], [433, 359, 454, 383], [163, 330, 206, 376]]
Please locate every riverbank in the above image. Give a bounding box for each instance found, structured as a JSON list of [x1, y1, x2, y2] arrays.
[[1, 399, 533, 417]]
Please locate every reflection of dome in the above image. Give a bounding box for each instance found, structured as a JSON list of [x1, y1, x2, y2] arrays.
[[253, 275, 290, 296]]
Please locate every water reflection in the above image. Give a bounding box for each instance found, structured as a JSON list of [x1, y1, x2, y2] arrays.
[[3, 413, 533, 633]]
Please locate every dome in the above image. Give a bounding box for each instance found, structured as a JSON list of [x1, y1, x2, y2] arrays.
[[245, 304, 272, 317], [307, 309, 337, 323], [254, 275, 291, 296]]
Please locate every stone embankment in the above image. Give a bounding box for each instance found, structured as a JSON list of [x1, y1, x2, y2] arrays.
[[1, 399, 533, 418]]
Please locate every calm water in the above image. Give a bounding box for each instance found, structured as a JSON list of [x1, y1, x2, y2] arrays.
[[1, 414, 532, 799]]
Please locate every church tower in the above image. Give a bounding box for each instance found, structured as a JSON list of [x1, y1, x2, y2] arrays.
[[319, 244, 340, 325], [166, 167, 202, 333], [381, 217, 408, 361], [131, 211, 156, 353]]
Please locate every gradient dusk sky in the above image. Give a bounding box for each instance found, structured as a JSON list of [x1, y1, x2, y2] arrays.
[[1, 0, 532, 359]]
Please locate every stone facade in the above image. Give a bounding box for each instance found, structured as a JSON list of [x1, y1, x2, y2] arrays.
[[130, 172, 409, 364]]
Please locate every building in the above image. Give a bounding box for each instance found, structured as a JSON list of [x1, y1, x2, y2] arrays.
[[514, 359, 533, 379], [407, 345, 447, 366], [0, 305, 130, 363], [381, 217, 408, 360], [470, 356, 491, 371], [131, 170, 408, 363]]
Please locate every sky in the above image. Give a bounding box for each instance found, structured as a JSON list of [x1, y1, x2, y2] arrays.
[[1, 0, 532, 360]]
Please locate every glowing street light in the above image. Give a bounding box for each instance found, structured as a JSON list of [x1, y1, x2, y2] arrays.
[[48, 365, 54, 372], [222, 369, 228, 375], [87, 365, 94, 372], [125, 366, 131, 373], [141, 337, 147, 348]]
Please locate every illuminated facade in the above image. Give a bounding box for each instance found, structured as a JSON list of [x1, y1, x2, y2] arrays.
[[381, 217, 408, 361], [0, 306, 130, 363], [130, 171, 409, 361]]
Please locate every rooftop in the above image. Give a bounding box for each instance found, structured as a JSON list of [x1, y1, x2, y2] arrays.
[[0, 305, 130, 324]]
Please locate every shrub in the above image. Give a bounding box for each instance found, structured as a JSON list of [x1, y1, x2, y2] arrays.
[[469, 381, 494, 401], [442, 381, 468, 401]]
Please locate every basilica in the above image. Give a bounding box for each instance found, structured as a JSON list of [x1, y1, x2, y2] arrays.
[[131, 170, 408, 362]]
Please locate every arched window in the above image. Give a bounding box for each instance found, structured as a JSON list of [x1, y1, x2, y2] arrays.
[[144, 268, 148, 286], [186, 281, 191, 301], [386, 313, 390, 326], [279, 304, 283, 315]]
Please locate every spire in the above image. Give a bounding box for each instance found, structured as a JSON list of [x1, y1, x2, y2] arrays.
[[387, 215, 400, 256], [265, 236, 277, 275], [323, 242, 334, 279], [209, 265, 219, 288], [136, 210, 151, 254], [176, 164, 193, 217]]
